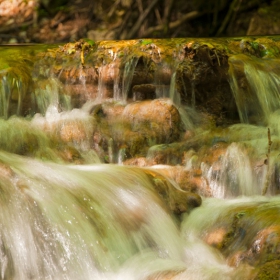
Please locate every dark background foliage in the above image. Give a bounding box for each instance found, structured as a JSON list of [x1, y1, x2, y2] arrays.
[[0, 0, 280, 44]]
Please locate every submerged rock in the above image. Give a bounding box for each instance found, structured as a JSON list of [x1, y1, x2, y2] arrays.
[[144, 169, 202, 214], [151, 165, 211, 197]]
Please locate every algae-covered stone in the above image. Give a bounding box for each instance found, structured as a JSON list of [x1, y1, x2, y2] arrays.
[[144, 169, 202, 214], [193, 201, 280, 269], [254, 260, 280, 280]]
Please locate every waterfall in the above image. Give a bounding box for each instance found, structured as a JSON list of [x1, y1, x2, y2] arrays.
[[1, 39, 280, 279]]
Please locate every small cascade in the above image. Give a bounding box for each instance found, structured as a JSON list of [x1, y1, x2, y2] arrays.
[[97, 60, 121, 102], [97, 64, 108, 101], [113, 68, 121, 101], [169, 45, 185, 107], [118, 147, 126, 165], [154, 45, 184, 104], [229, 54, 280, 124], [182, 196, 280, 276], [108, 138, 114, 163], [169, 71, 181, 106], [77, 67, 88, 98], [154, 62, 172, 99], [0, 71, 28, 118], [202, 142, 258, 198], [14, 79, 24, 116], [31, 105, 98, 161], [34, 77, 71, 115], [0, 46, 47, 118], [109, 50, 121, 101], [171, 45, 201, 130], [0, 75, 11, 119], [245, 58, 280, 122], [121, 56, 139, 102], [153, 44, 194, 132]]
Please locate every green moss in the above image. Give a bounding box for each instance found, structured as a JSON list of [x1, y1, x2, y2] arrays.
[[139, 39, 153, 46], [82, 38, 96, 47], [255, 260, 280, 280]]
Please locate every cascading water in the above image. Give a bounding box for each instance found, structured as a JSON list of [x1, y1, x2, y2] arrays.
[[0, 152, 187, 279], [229, 54, 280, 124], [1, 38, 280, 279], [0, 75, 12, 119], [0, 151, 249, 280], [203, 142, 258, 198], [121, 56, 139, 102]]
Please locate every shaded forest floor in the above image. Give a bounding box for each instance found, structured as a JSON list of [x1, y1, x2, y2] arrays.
[[0, 0, 94, 44], [1, 0, 280, 44]]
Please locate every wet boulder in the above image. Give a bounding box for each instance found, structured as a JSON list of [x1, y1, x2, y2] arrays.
[[89, 99, 184, 160], [122, 98, 183, 144]]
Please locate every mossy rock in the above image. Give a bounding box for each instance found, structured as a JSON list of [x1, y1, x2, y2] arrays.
[[254, 260, 280, 280]]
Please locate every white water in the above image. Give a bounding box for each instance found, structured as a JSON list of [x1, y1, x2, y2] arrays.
[[0, 105, 268, 279], [0, 150, 256, 279]]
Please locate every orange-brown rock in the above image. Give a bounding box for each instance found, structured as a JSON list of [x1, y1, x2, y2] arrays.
[[151, 165, 211, 197], [122, 98, 183, 144], [123, 157, 151, 167]]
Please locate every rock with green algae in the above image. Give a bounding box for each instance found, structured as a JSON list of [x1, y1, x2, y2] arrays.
[[88, 98, 185, 161], [148, 165, 212, 197], [0, 117, 84, 163], [195, 201, 280, 269], [143, 168, 202, 215], [26, 37, 279, 123]]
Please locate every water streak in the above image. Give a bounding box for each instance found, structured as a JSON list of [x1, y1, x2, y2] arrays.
[[34, 77, 71, 115], [121, 56, 139, 102], [0, 75, 11, 119]]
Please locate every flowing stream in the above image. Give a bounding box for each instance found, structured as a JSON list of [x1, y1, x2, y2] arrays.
[[0, 40, 280, 279]]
